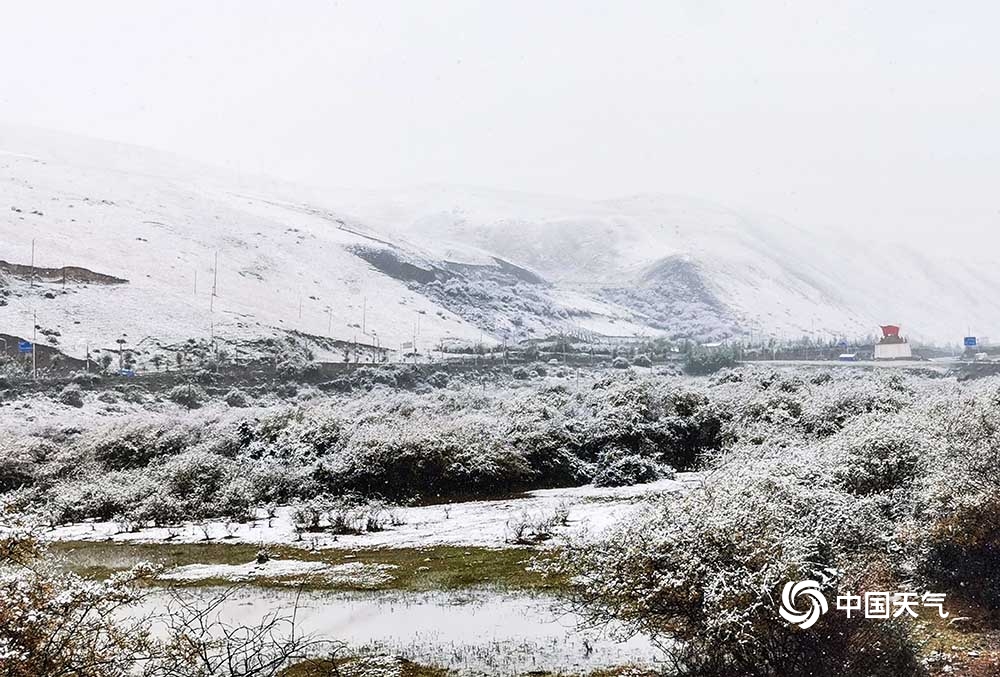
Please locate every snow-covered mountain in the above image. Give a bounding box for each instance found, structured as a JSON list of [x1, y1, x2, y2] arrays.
[[323, 186, 997, 347], [0, 126, 993, 365]]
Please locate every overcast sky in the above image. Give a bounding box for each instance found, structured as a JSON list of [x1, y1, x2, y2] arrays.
[[1, 1, 997, 238]]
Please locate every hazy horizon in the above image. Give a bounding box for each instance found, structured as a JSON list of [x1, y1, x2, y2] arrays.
[[2, 1, 998, 242]]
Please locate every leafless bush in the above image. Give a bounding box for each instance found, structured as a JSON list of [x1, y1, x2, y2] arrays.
[[505, 507, 568, 544], [144, 586, 342, 677]]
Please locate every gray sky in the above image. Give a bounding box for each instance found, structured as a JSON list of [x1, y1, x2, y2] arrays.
[[1, 1, 997, 238]]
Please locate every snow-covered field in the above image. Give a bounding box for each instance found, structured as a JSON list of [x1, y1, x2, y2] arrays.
[[46, 477, 692, 552], [158, 560, 399, 587]]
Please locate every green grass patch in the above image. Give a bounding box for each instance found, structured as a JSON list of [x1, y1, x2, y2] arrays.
[[281, 657, 656, 677], [281, 657, 449, 677], [49, 540, 565, 592]]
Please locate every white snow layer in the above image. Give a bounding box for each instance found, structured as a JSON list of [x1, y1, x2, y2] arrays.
[[45, 477, 692, 550]]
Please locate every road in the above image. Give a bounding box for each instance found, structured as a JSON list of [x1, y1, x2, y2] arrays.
[[742, 358, 959, 371]]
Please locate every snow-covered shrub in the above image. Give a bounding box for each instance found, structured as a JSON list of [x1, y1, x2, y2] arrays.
[[125, 485, 186, 527], [86, 418, 203, 471], [325, 499, 364, 535], [211, 408, 302, 460], [593, 454, 670, 487], [152, 450, 235, 519], [314, 412, 534, 499], [505, 508, 568, 544], [711, 367, 743, 384], [428, 371, 449, 388], [223, 388, 250, 407], [557, 455, 922, 676], [632, 354, 652, 368], [578, 377, 723, 470], [2, 431, 73, 488], [70, 371, 101, 388], [213, 475, 255, 523], [273, 341, 317, 377], [801, 374, 910, 436], [917, 385, 1000, 606], [0, 355, 25, 383], [501, 390, 590, 487], [89, 422, 161, 471], [0, 442, 37, 493], [353, 366, 399, 388], [362, 499, 404, 532], [290, 495, 400, 535], [275, 382, 298, 399], [114, 384, 147, 404], [551, 370, 967, 675], [683, 346, 736, 375], [831, 416, 927, 496], [511, 366, 530, 380], [167, 384, 206, 409], [611, 356, 630, 369], [291, 496, 326, 533], [57, 384, 84, 408], [920, 493, 1000, 608], [321, 377, 352, 393], [49, 470, 157, 524], [0, 503, 156, 676], [242, 459, 315, 506]]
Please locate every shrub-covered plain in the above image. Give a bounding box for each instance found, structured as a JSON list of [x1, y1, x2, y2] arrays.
[[2, 364, 1000, 675], [1, 370, 723, 527]]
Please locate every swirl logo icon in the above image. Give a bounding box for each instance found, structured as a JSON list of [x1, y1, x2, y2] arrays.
[[779, 580, 829, 629]]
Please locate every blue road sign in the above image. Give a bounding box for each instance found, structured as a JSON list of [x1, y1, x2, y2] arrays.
[[964, 336, 978, 347], [17, 340, 32, 353]]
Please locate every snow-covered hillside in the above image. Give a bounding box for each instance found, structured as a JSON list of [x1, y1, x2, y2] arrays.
[[1, 126, 993, 364], [0, 127, 602, 364], [323, 185, 998, 345]]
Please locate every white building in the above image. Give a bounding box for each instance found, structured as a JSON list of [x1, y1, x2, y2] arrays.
[[874, 324, 912, 360], [874, 342, 912, 360]]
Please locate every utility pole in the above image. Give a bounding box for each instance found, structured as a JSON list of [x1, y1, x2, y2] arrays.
[[212, 250, 219, 297], [30, 239, 35, 288], [116, 335, 127, 373], [362, 296, 367, 335], [32, 311, 37, 380]]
